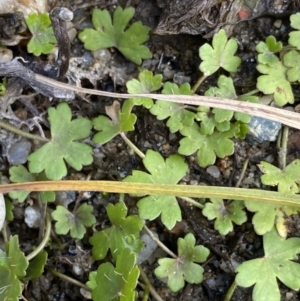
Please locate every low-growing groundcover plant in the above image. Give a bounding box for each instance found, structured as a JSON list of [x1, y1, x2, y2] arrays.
[[2, 6, 300, 301]]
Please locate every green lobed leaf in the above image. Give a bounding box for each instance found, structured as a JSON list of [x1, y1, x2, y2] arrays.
[[8, 165, 35, 202], [235, 227, 300, 301], [86, 271, 97, 291], [202, 199, 247, 235], [256, 59, 294, 106], [5, 236, 29, 278], [8, 166, 55, 203], [0, 267, 22, 301], [150, 82, 196, 133], [205, 75, 236, 123], [78, 7, 151, 64], [5, 198, 14, 221], [126, 70, 163, 108], [258, 160, 300, 194], [178, 123, 236, 167], [28, 103, 93, 180], [235, 96, 260, 123], [118, 99, 137, 132], [93, 100, 137, 145], [89, 202, 144, 260], [52, 204, 96, 239], [124, 150, 188, 229], [0, 235, 29, 301], [196, 106, 230, 135], [23, 250, 47, 280], [91, 248, 139, 301], [26, 12, 57, 56], [199, 29, 241, 76], [289, 13, 300, 49], [256, 36, 282, 66], [155, 233, 209, 292], [244, 201, 298, 236], [93, 115, 120, 144], [283, 50, 300, 82]]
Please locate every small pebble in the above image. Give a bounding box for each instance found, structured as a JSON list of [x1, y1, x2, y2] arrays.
[[206, 165, 220, 178], [92, 49, 111, 63], [24, 206, 41, 228], [72, 263, 83, 276], [0, 47, 13, 63], [173, 72, 191, 85], [247, 116, 282, 143], [138, 231, 158, 264], [7, 140, 31, 165], [285, 292, 294, 300], [56, 191, 76, 207], [273, 19, 282, 28], [163, 68, 175, 79]]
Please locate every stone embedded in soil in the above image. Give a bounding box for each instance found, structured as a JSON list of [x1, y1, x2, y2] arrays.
[[247, 116, 282, 143], [7, 140, 31, 165], [24, 206, 41, 228], [138, 230, 158, 264], [206, 165, 221, 178]]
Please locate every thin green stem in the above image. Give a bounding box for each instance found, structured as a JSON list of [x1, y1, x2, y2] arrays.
[[239, 89, 259, 96], [0, 120, 49, 142], [47, 268, 90, 290], [143, 225, 177, 258], [139, 265, 164, 301], [179, 196, 204, 208], [26, 212, 51, 261], [192, 75, 207, 93], [1, 221, 8, 242], [279, 125, 289, 169], [223, 280, 237, 301], [119, 193, 125, 202], [120, 132, 145, 159]]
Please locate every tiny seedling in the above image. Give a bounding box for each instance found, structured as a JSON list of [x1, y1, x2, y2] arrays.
[[202, 199, 247, 235], [150, 82, 196, 133], [93, 100, 137, 144], [259, 159, 300, 194], [288, 13, 300, 49], [87, 248, 139, 301], [78, 6, 152, 64], [244, 201, 297, 237], [89, 201, 144, 261], [124, 150, 188, 230], [235, 227, 300, 301], [126, 69, 163, 108], [244, 159, 300, 236], [155, 233, 209, 292], [25, 13, 57, 56], [255, 35, 282, 66], [0, 236, 29, 301], [178, 122, 237, 167], [204, 75, 259, 124], [256, 56, 293, 106], [51, 204, 96, 239], [28, 102, 93, 180], [199, 29, 241, 76]]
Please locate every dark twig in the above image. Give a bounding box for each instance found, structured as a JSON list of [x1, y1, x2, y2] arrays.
[[50, 7, 73, 78]]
